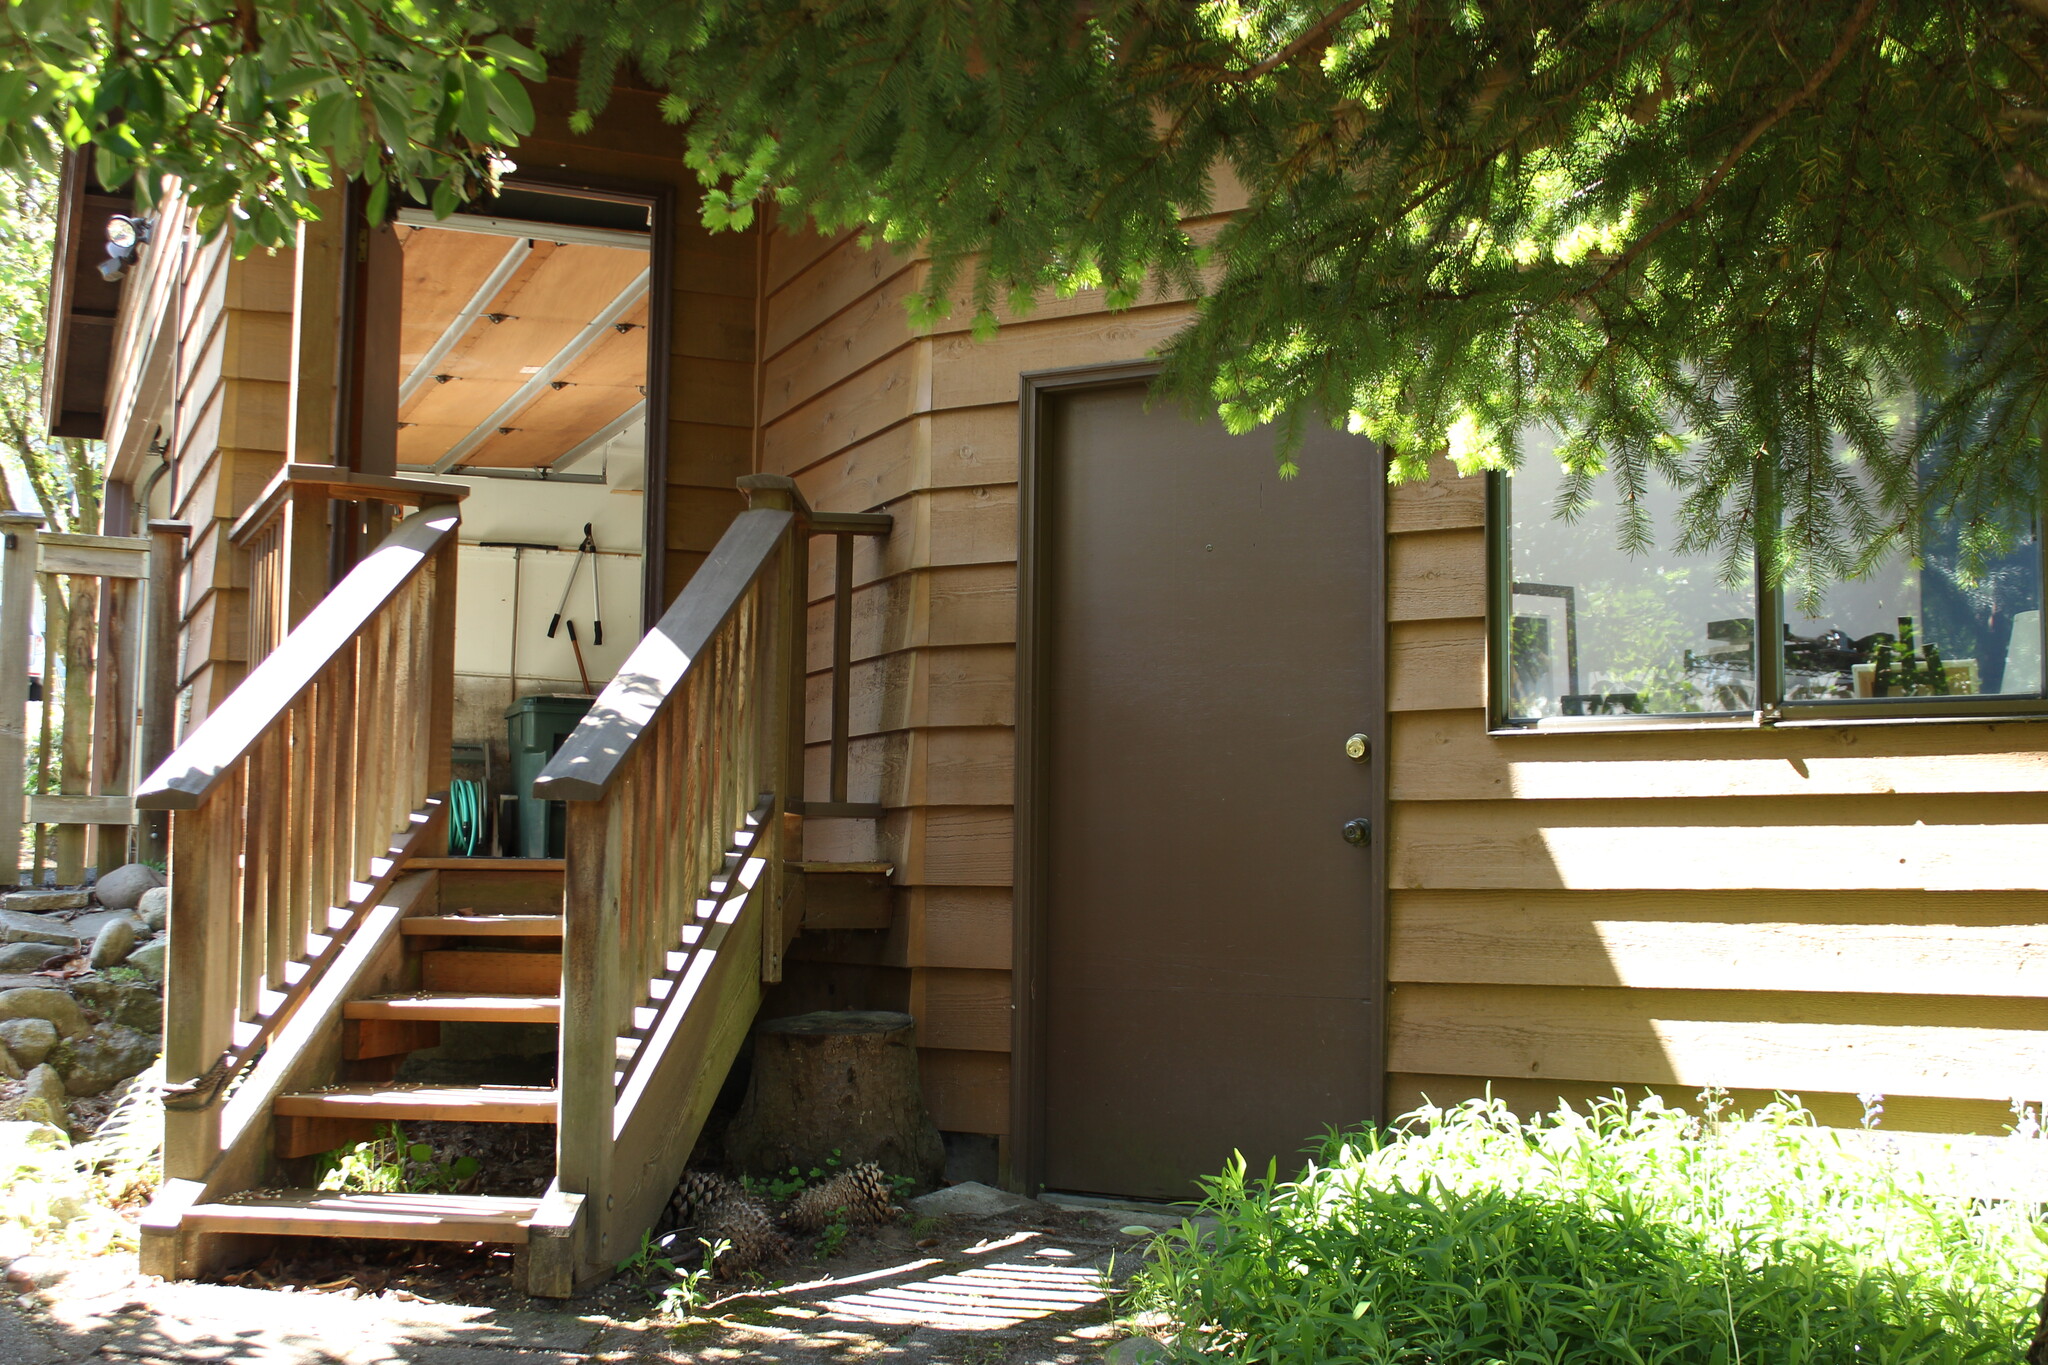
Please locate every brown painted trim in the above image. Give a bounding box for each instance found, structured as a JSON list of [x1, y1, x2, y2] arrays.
[[492, 169, 678, 630], [1012, 363, 1391, 1196]]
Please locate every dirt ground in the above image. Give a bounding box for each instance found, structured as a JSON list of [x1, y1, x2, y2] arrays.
[[0, 1193, 1185, 1364]]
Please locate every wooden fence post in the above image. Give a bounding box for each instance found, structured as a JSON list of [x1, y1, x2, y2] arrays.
[[0, 513, 44, 885], [90, 568, 141, 870]]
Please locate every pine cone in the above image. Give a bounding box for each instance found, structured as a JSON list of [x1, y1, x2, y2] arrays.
[[784, 1161, 896, 1232], [665, 1169, 741, 1231], [699, 1192, 789, 1278]]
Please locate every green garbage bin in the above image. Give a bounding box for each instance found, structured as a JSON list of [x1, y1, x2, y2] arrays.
[[505, 694, 596, 858]]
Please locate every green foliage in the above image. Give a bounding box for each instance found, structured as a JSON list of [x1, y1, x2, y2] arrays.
[[315, 1122, 478, 1195], [741, 1149, 842, 1201], [1129, 1092, 2047, 1364], [812, 1217, 850, 1260], [0, 1061, 163, 1259], [19, 4, 2048, 579], [0, 2, 541, 252]]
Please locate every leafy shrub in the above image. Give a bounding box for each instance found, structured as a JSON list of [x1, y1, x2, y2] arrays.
[[1131, 1092, 2046, 1363], [0, 1063, 163, 1258], [316, 1123, 478, 1194]]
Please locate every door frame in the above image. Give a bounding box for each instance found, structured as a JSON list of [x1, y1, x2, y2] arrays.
[[1012, 362, 1392, 1197]]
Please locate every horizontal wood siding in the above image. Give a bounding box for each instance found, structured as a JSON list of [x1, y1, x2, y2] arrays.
[[758, 214, 1209, 1137], [1386, 459, 2048, 1131]]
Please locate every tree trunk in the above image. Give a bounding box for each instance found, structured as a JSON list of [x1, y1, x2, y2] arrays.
[[722, 1011, 946, 1189]]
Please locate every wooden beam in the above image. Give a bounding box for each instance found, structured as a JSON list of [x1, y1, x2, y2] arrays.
[[29, 794, 135, 824], [0, 513, 42, 884]]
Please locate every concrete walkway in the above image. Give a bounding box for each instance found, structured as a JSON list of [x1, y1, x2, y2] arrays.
[[0, 1203, 1169, 1365]]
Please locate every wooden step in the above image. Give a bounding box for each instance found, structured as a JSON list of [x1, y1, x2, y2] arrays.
[[401, 915, 564, 937], [421, 949, 561, 995], [183, 1190, 542, 1243], [404, 857, 565, 872], [274, 1083, 558, 1123], [342, 994, 560, 1023]]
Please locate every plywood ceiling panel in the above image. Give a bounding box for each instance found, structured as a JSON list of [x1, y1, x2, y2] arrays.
[[396, 226, 651, 470]]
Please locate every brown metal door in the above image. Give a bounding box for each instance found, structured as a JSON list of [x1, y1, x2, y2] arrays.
[[1035, 381, 1384, 1200]]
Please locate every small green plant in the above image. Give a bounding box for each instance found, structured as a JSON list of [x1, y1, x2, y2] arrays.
[[812, 1217, 850, 1260], [316, 1124, 478, 1194], [656, 1236, 730, 1322], [616, 1228, 674, 1277], [98, 965, 146, 984], [1129, 1092, 2048, 1364]]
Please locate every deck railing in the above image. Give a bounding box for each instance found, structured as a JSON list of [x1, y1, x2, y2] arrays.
[[534, 474, 887, 1278], [137, 504, 461, 1180]]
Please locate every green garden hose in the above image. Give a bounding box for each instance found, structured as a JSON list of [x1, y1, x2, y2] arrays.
[[448, 778, 486, 857]]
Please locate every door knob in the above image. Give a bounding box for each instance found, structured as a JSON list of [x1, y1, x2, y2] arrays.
[[1344, 733, 1371, 761], [1342, 818, 1372, 847]]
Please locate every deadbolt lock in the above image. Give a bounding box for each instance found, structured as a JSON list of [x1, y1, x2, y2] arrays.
[[1344, 733, 1371, 762]]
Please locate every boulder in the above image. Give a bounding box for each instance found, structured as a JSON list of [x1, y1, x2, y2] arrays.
[[67, 980, 159, 1033], [87, 918, 135, 969], [0, 942, 58, 974], [137, 886, 168, 932], [48, 1023, 157, 1096], [125, 941, 166, 981], [0, 1018, 57, 1069], [0, 988, 85, 1038], [92, 864, 164, 912], [2, 1064, 69, 1128], [0, 911, 80, 947], [0, 1047, 16, 1081], [907, 1181, 1042, 1219], [2, 891, 87, 913]]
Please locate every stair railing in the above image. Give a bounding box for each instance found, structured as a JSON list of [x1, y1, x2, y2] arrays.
[[534, 474, 887, 1281], [137, 503, 461, 1182]]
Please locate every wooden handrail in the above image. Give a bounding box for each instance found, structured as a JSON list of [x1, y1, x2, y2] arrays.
[[533, 507, 793, 804], [143, 503, 460, 1183], [139, 505, 461, 810], [229, 463, 469, 548]]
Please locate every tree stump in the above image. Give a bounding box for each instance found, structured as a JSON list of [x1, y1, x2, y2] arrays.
[[722, 1010, 945, 1188]]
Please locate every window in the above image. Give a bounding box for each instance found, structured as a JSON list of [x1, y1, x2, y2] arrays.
[[1493, 430, 2047, 726]]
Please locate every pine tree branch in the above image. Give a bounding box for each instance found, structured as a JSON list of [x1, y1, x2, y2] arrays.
[[1580, 0, 1883, 299], [1216, 1, 1370, 84]]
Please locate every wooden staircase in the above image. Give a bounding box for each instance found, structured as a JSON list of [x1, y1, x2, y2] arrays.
[[175, 858, 566, 1250], [133, 480, 891, 1296]]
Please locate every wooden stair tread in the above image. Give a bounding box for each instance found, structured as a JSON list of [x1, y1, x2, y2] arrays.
[[184, 1190, 542, 1243], [404, 857, 565, 872], [274, 1084, 558, 1123], [798, 861, 894, 876], [402, 915, 564, 936], [342, 994, 560, 1022]]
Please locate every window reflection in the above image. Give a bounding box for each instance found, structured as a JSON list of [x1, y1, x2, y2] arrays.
[[1504, 432, 1753, 720]]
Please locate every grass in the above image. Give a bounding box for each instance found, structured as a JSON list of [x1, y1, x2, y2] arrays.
[[1129, 1091, 2047, 1363]]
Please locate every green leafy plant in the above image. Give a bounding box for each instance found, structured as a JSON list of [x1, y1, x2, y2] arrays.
[[741, 1164, 814, 1202], [1129, 1092, 2048, 1364], [812, 1217, 850, 1260], [616, 1228, 674, 1277], [98, 965, 146, 984], [315, 1123, 478, 1195], [656, 1236, 729, 1322]]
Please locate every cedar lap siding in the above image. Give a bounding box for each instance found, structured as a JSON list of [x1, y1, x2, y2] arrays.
[[83, 77, 2048, 1153]]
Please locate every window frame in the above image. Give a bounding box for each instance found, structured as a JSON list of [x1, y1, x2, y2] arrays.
[[1485, 469, 2048, 732]]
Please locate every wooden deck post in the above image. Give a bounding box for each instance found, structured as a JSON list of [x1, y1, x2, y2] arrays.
[[556, 797, 622, 1264], [138, 521, 189, 867], [0, 513, 44, 885], [90, 564, 142, 869]]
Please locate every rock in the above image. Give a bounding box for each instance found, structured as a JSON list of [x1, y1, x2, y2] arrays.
[[0, 989, 85, 1038], [0, 912, 81, 948], [137, 886, 168, 931], [124, 942, 166, 981], [1, 891, 87, 914], [0, 943, 58, 974], [0, 1019, 57, 1069], [907, 1181, 1041, 1219], [0, 1048, 17, 1081], [87, 919, 135, 969], [48, 1023, 157, 1096], [2, 1065, 69, 1128], [1103, 1339, 1168, 1365], [67, 980, 159, 1033], [91, 864, 163, 912]]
